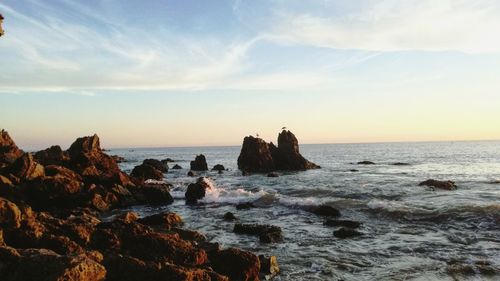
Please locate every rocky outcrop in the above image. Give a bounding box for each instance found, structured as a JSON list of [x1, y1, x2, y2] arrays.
[[190, 154, 208, 171], [0, 130, 22, 167], [238, 130, 319, 173], [34, 145, 70, 166], [234, 223, 283, 243], [210, 248, 260, 281], [419, 179, 457, 190], [130, 164, 163, 183], [142, 159, 168, 173], [185, 177, 212, 204], [7, 153, 45, 183]]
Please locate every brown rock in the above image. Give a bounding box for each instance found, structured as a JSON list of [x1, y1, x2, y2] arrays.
[[34, 145, 70, 166], [259, 255, 280, 280], [8, 153, 45, 182], [138, 212, 183, 229], [210, 248, 260, 281], [0, 129, 23, 166], [0, 198, 22, 228]]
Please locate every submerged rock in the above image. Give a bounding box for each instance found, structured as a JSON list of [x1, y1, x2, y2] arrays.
[[172, 164, 182, 169], [310, 205, 341, 217], [357, 161, 375, 165], [236, 202, 255, 210], [223, 212, 237, 221], [234, 223, 283, 243], [419, 179, 457, 190], [392, 162, 410, 166], [323, 219, 361, 228], [190, 154, 208, 171], [237, 130, 319, 173], [333, 227, 363, 238]]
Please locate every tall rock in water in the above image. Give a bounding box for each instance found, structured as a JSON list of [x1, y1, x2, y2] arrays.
[[190, 154, 208, 171], [0, 130, 23, 168], [237, 130, 320, 172]]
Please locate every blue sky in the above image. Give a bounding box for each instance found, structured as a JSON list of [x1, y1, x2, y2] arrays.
[[1, 0, 500, 149]]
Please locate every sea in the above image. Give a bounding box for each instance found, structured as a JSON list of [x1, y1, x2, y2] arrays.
[[106, 141, 500, 281]]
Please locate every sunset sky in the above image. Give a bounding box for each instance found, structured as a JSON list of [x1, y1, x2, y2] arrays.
[[1, 0, 500, 149]]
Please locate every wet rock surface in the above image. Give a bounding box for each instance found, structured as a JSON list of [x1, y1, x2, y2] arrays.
[[234, 223, 284, 243], [419, 179, 457, 190], [185, 177, 211, 204], [238, 130, 319, 173]]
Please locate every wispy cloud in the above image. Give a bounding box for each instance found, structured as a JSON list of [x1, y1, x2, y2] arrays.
[[261, 0, 500, 53]]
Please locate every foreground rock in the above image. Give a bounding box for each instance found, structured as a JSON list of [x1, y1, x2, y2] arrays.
[[234, 223, 283, 243], [0, 129, 23, 167], [210, 248, 260, 281], [185, 177, 212, 204], [419, 179, 457, 190], [190, 154, 208, 171], [238, 130, 319, 173]]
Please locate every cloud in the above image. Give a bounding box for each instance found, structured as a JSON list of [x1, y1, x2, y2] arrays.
[[254, 0, 500, 53]]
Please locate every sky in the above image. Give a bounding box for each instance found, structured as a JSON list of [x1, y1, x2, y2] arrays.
[[1, 0, 500, 150]]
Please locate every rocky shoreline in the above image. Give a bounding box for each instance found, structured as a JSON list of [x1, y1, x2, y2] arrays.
[[0, 129, 277, 281]]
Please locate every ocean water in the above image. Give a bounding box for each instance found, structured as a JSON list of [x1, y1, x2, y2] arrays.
[[108, 141, 500, 281]]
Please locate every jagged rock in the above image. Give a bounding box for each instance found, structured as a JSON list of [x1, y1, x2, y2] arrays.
[[0, 248, 106, 281], [238, 130, 319, 172], [130, 164, 163, 182], [223, 212, 237, 221], [234, 223, 283, 243], [190, 154, 208, 171], [115, 212, 139, 224], [212, 164, 225, 171], [138, 212, 183, 229], [324, 219, 361, 229], [67, 134, 133, 187], [210, 248, 260, 281], [185, 177, 211, 204], [34, 145, 70, 166], [310, 205, 341, 217], [419, 179, 457, 190], [142, 159, 168, 173], [259, 255, 280, 280], [333, 227, 363, 238], [8, 153, 45, 182], [0, 129, 23, 167], [357, 161, 375, 165], [172, 164, 182, 169], [0, 198, 21, 228]]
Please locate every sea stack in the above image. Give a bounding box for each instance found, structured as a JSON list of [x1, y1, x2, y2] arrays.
[[237, 130, 320, 173]]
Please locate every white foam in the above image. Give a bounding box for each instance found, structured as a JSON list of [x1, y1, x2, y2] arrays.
[[199, 178, 271, 204], [144, 179, 166, 185]]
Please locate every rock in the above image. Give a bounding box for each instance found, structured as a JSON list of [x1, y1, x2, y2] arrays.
[[238, 130, 319, 172], [267, 172, 279, 177], [223, 212, 237, 221], [357, 161, 375, 165], [185, 177, 212, 204], [310, 205, 341, 217], [8, 153, 45, 182], [212, 164, 225, 171], [110, 155, 126, 163], [210, 248, 260, 281], [392, 162, 410, 166], [324, 219, 361, 228], [2, 248, 106, 281], [130, 163, 163, 182], [190, 154, 208, 171], [259, 255, 280, 280], [0, 198, 21, 228], [0, 129, 23, 167], [234, 223, 283, 243], [67, 134, 133, 187], [34, 145, 70, 166], [218, 170, 223, 174], [162, 158, 175, 163], [172, 164, 182, 169], [115, 212, 139, 224], [187, 171, 195, 177], [0, 14, 4, 37], [419, 179, 457, 190], [333, 227, 362, 238], [142, 159, 168, 173], [349, 169, 359, 172], [171, 227, 206, 242], [138, 212, 183, 229], [236, 202, 255, 210], [134, 182, 173, 205]]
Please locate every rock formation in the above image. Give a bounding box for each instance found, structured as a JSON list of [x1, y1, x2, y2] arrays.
[[238, 130, 320, 173], [0, 14, 4, 37], [185, 177, 212, 204], [419, 179, 457, 190], [190, 154, 208, 171]]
